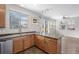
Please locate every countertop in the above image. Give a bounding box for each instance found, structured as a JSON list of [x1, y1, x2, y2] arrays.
[[0, 31, 60, 41], [37, 34, 61, 39], [1, 29, 79, 41], [0, 31, 35, 41]]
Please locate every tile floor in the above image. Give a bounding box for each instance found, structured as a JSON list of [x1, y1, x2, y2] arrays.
[[19, 47, 46, 54]]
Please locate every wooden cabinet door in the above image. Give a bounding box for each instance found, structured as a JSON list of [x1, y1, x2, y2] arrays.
[[36, 36, 42, 48], [23, 34, 34, 50], [38, 36, 46, 51], [0, 4, 5, 28], [35, 35, 47, 51], [23, 35, 31, 50], [34, 35, 39, 47], [29, 34, 34, 46], [13, 37, 23, 53], [46, 38, 57, 54], [35, 35, 58, 54]]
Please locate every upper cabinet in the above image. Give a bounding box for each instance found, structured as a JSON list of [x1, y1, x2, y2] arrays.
[[0, 4, 6, 28]]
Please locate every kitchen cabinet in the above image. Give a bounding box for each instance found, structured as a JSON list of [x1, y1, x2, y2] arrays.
[[35, 35, 46, 50], [13, 34, 34, 53], [13, 37, 23, 53], [23, 34, 34, 50], [23, 35, 31, 49], [35, 35, 58, 54], [29, 34, 35, 46], [13, 34, 59, 54], [45, 37, 57, 54], [0, 4, 6, 28], [34, 35, 39, 47], [35, 35, 48, 53]]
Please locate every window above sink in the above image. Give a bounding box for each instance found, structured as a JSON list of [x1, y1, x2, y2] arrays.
[[9, 10, 29, 29]]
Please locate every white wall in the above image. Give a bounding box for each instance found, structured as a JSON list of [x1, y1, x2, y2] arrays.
[[63, 17, 79, 31], [0, 4, 40, 34], [55, 16, 79, 31]]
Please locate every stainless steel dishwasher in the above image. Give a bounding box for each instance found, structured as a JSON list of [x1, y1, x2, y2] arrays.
[[0, 39, 13, 54]]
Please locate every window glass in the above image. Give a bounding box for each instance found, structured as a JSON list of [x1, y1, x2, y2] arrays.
[[9, 10, 28, 29]]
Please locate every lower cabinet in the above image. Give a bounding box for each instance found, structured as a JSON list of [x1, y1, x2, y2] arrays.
[[34, 36, 39, 47], [13, 34, 59, 54], [23, 36, 31, 50], [35, 35, 46, 50], [29, 34, 35, 47], [45, 37, 57, 54], [35, 35, 58, 54], [23, 34, 34, 50], [13, 37, 23, 53], [13, 34, 34, 53]]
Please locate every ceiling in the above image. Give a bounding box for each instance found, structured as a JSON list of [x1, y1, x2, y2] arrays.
[[19, 4, 79, 20]]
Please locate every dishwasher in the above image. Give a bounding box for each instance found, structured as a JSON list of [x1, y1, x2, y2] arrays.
[[0, 39, 13, 54]]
